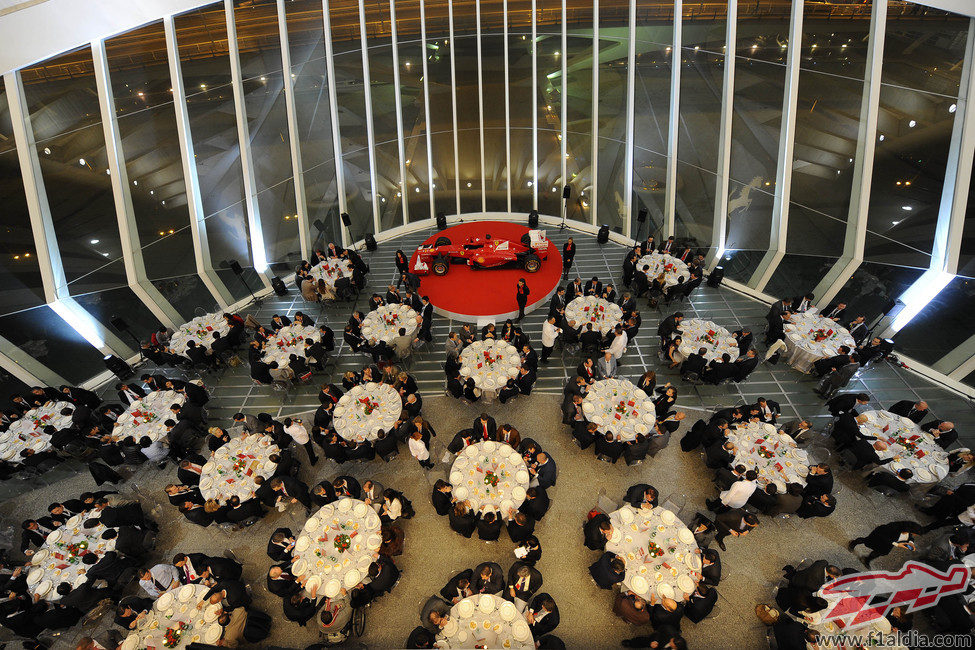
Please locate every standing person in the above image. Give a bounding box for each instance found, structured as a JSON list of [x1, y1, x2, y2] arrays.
[[848, 521, 922, 568], [283, 417, 317, 466], [516, 278, 530, 321], [409, 430, 434, 470], [541, 317, 561, 364], [562, 238, 575, 279], [394, 250, 410, 278]]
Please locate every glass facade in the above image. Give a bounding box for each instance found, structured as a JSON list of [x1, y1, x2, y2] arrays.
[[0, 0, 974, 389]]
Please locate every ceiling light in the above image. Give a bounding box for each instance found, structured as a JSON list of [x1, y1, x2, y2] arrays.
[[137, 91, 144, 97], [78, 158, 86, 166], [133, 180, 138, 186], [260, 76, 266, 82], [467, 182, 472, 188], [24, 253, 29, 257], [200, 83, 207, 89], [43, 147, 51, 155], [527, 181, 533, 187], [901, 205, 913, 211], [878, 134, 885, 141], [908, 120, 916, 128], [694, 46, 700, 51], [896, 181, 902, 185], [415, 187, 420, 193], [905, 181, 911, 186], [149, 190, 154, 195], [168, 229, 174, 234], [949, 103, 957, 113], [105, 169, 110, 175], [102, 252, 110, 257], [90, 239, 99, 244]]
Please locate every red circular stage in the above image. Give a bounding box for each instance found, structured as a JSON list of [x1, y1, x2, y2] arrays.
[[409, 221, 563, 322]]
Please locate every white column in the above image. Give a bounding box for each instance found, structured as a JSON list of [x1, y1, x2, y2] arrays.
[[420, 0, 436, 220], [623, 0, 636, 239], [590, 0, 599, 226], [748, 0, 804, 291], [163, 15, 234, 308], [322, 0, 349, 246], [390, 0, 410, 225], [531, 0, 538, 210], [91, 39, 182, 329], [811, 0, 887, 305], [477, 0, 487, 212], [504, 0, 512, 212], [357, 0, 381, 235], [706, 0, 736, 268], [664, 0, 682, 237], [449, 0, 461, 215], [561, 0, 567, 204], [277, 0, 312, 259], [225, 0, 272, 286]]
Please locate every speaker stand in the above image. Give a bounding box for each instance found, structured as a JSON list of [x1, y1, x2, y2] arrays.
[[237, 273, 263, 308], [558, 199, 568, 231]]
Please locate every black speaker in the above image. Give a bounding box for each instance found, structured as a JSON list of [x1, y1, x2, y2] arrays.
[[340, 212, 352, 227], [313, 219, 326, 232], [110, 316, 129, 332], [707, 266, 725, 288], [562, 185, 571, 200], [271, 276, 288, 296], [528, 210, 539, 229], [436, 212, 447, 230], [597, 224, 610, 244], [104, 354, 134, 380], [637, 208, 648, 223], [229, 260, 244, 275], [364, 233, 378, 251]]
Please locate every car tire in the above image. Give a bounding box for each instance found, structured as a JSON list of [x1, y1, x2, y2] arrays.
[[523, 253, 541, 273], [432, 257, 450, 276], [520, 233, 532, 247], [434, 236, 451, 247]]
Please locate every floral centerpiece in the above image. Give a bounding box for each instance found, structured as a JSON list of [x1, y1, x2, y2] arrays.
[[333, 534, 351, 553], [810, 328, 834, 343], [700, 329, 718, 346], [30, 413, 51, 428], [756, 446, 774, 460], [276, 334, 299, 349], [477, 350, 499, 369], [663, 262, 675, 272], [483, 471, 500, 488], [382, 312, 401, 327], [647, 541, 664, 558], [891, 434, 921, 456], [357, 397, 379, 415], [614, 399, 638, 420], [57, 539, 90, 563], [163, 621, 188, 648], [130, 409, 157, 425]]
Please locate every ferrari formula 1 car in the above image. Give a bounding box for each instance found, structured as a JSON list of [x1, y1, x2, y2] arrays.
[[412, 229, 550, 276]]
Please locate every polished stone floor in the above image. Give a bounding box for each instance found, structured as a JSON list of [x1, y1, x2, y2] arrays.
[[1, 223, 972, 649]]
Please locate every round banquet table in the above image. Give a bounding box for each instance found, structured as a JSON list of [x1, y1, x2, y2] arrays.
[[361, 304, 419, 343], [169, 313, 229, 359], [604, 504, 702, 600], [292, 498, 382, 598], [726, 421, 809, 489], [333, 383, 402, 443], [25, 510, 116, 602], [262, 324, 321, 367], [449, 441, 529, 517], [783, 313, 855, 373], [0, 401, 73, 463], [674, 319, 739, 364], [199, 434, 279, 503], [122, 584, 225, 650], [858, 410, 950, 484], [564, 296, 623, 336], [637, 252, 689, 288], [581, 379, 656, 442], [115, 390, 185, 443], [436, 594, 534, 649], [309, 258, 354, 290], [459, 340, 522, 403], [805, 596, 905, 650]]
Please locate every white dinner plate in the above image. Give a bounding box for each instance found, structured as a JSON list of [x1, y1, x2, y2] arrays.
[[454, 486, 469, 500], [157, 591, 174, 611], [337, 498, 351, 511], [34, 580, 52, 597], [630, 575, 649, 594], [512, 486, 526, 502], [619, 507, 634, 524], [677, 574, 695, 593], [344, 568, 361, 588], [293, 559, 308, 576], [120, 635, 139, 650], [204, 623, 222, 644], [305, 576, 322, 594], [686, 554, 702, 571], [178, 585, 196, 602], [515, 470, 529, 484], [499, 600, 517, 621], [677, 528, 695, 545], [65, 514, 81, 528], [353, 502, 367, 518], [915, 467, 933, 483], [305, 517, 320, 531], [656, 582, 675, 599], [204, 603, 221, 623], [512, 619, 531, 641], [659, 510, 676, 525], [450, 471, 463, 485], [295, 536, 310, 552], [483, 441, 496, 453], [46, 529, 61, 544], [442, 618, 459, 637], [324, 579, 341, 598], [478, 594, 495, 614], [26, 568, 43, 584], [457, 599, 475, 618]]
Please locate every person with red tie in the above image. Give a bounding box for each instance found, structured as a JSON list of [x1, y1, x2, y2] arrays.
[[473, 413, 497, 440], [562, 237, 575, 279], [516, 278, 530, 320], [677, 246, 692, 262]]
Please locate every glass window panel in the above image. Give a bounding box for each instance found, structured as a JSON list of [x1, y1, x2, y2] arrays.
[[20, 48, 101, 141], [328, 0, 362, 55], [958, 169, 975, 279], [674, 161, 716, 249], [833, 262, 925, 325], [343, 149, 373, 234], [565, 31, 593, 223], [723, 177, 775, 284], [203, 201, 259, 301], [633, 149, 668, 241], [256, 180, 299, 272], [882, 3, 968, 98], [332, 44, 373, 235], [0, 306, 106, 384], [404, 135, 431, 220], [106, 21, 176, 114], [366, 1, 401, 230], [895, 276, 975, 366], [431, 131, 457, 218], [151, 273, 222, 321], [536, 25, 562, 218], [764, 204, 845, 297], [764, 254, 839, 301], [74, 285, 163, 344], [595, 26, 629, 233], [426, 24, 455, 217], [508, 2, 534, 213], [801, 1, 871, 80], [454, 33, 482, 213], [482, 33, 507, 212]]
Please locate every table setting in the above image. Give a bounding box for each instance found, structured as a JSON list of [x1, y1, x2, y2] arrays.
[[199, 434, 279, 503], [435, 594, 534, 649], [858, 410, 950, 484], [564, 296, 623, 335], [25, 510, 116, 602], [121, 584, 224, 650], [0, 401, 73, 463], [168, 313, 229, 359], [726, 421, 809, 489], [333, 383, 402, 443], [459, 340, 522, 402], [581, 379, 656, 442], [309, 257, 355, 290], [637, 252, 689, 289], [114, 390, 185, 443], [449, 442, 529, 516], [262, 324, 321, 367], [806, 583, 906, 650], [604, 504, 702, 601], [361, 304, 419, 344], [783, 312, 855, 373], [674, 319, 739, 364], [292, 498, 382, 598]]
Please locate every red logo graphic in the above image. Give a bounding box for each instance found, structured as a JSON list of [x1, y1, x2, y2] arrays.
[[819, 561, 971, 630]]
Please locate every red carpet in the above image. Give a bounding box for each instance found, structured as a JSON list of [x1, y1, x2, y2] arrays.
[[410, 221, 563, 322]]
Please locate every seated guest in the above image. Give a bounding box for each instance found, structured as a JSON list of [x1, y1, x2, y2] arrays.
[[680, 348, 708, 379], [477, 511, 502, 541], [888, 399, 929, 424], [866, 468, 913, 494], [703, 354, 736, 385], [684, 583, 718, 623], [594, 432, 625, 464], [613, 592, 651, 625], [921, 419, 958, 450], [796, 493, 836, 519], [449, 502, 476, 538], [588, 552, 625, 589]]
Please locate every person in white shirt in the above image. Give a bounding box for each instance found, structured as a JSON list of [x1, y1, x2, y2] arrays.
[[139, 563, 179, 598], [381, 489, 402, 523], [540, 317, 561, 364], [608, 327, 628, 360], [283, 417, 317, 466], [139, 436, 169, 465], [409, 430, 434, 469], [711, 470, 758, 510]]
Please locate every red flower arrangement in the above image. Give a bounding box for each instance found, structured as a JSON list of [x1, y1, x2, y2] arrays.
[[357, 397, 379, 415], [756, 446, 774, 460], [483, 471, 500, 488], [647, 541, 664, 557], [334, 534, 351, 553], [163, 621, 187, 648]]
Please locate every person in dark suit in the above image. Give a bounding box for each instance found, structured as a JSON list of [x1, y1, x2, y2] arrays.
[[472, 562, 504, 594], [680, 348, 708, 379], [866, 468, 913, 494], [701, 548, 721, 585], [703, 354, 736, 385], [826, 392, 870, 417], [796, 493, 836, 519], [527, 594, 560, 637], [888, 400, 929, 424], [788, 561, 841, 595], [657, 312, 683, 345], [594, 432, 625, 463], [684, 583, 718, 623], [440, 569, 475, 604], [561, 238, 575, 278], [332, 475, 361, 499], [747, 484, 779, 514], [507, 511, 535, 543], [713, 510, 758, 551], [82, 550, 138, 589], [476, 511, 503, 541], [449, 502, 476, 538], [813, 348, 852, 377], [266, 565, 301, 598], [732, 350, 760, 382], [588, 552, 625, 589], [804, 464, 834, 496], [531, 453, 557, 489], [519, 487, 550, 521], [921, 420, 958, 450], [704, 441, 735, 469], [584, 277, 602, 296], [507, 563, 542, 605], [847, 316, 868, 345], [583, 513, 612, 550], [849, 520, 923, 567], [267, 528, 295, 562], [473, 413, 496, 441], [821, 302, 847, 321]]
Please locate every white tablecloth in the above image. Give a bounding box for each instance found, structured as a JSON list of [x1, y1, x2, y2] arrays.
[[783, 313, 855, 373], [459, 340, 521, 393], [859, 410, 950, 484], [123, 584, 224, 650], [262, 324, 321, 367], [726, 421, 809, 489], [449, 442, 529, 515], [25, 511, 116, 602], [292, 499, 382, 597], [200, 435, 279, 503], [604, 505, 702, 600], [564, 296, 623, 336], [436, 594, 534, 649], [675, 319, 739, 363], [582, 379, 656, 442], [0, 402, 73, 462], [115, 390, 185, 443], [309, 258, 354, 289], [333, 383, 402, 443], [169, 314, 229, 359], [361, 304, 419, 344], [806, 592, 904, 650], [637, 252, 689, 288]]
